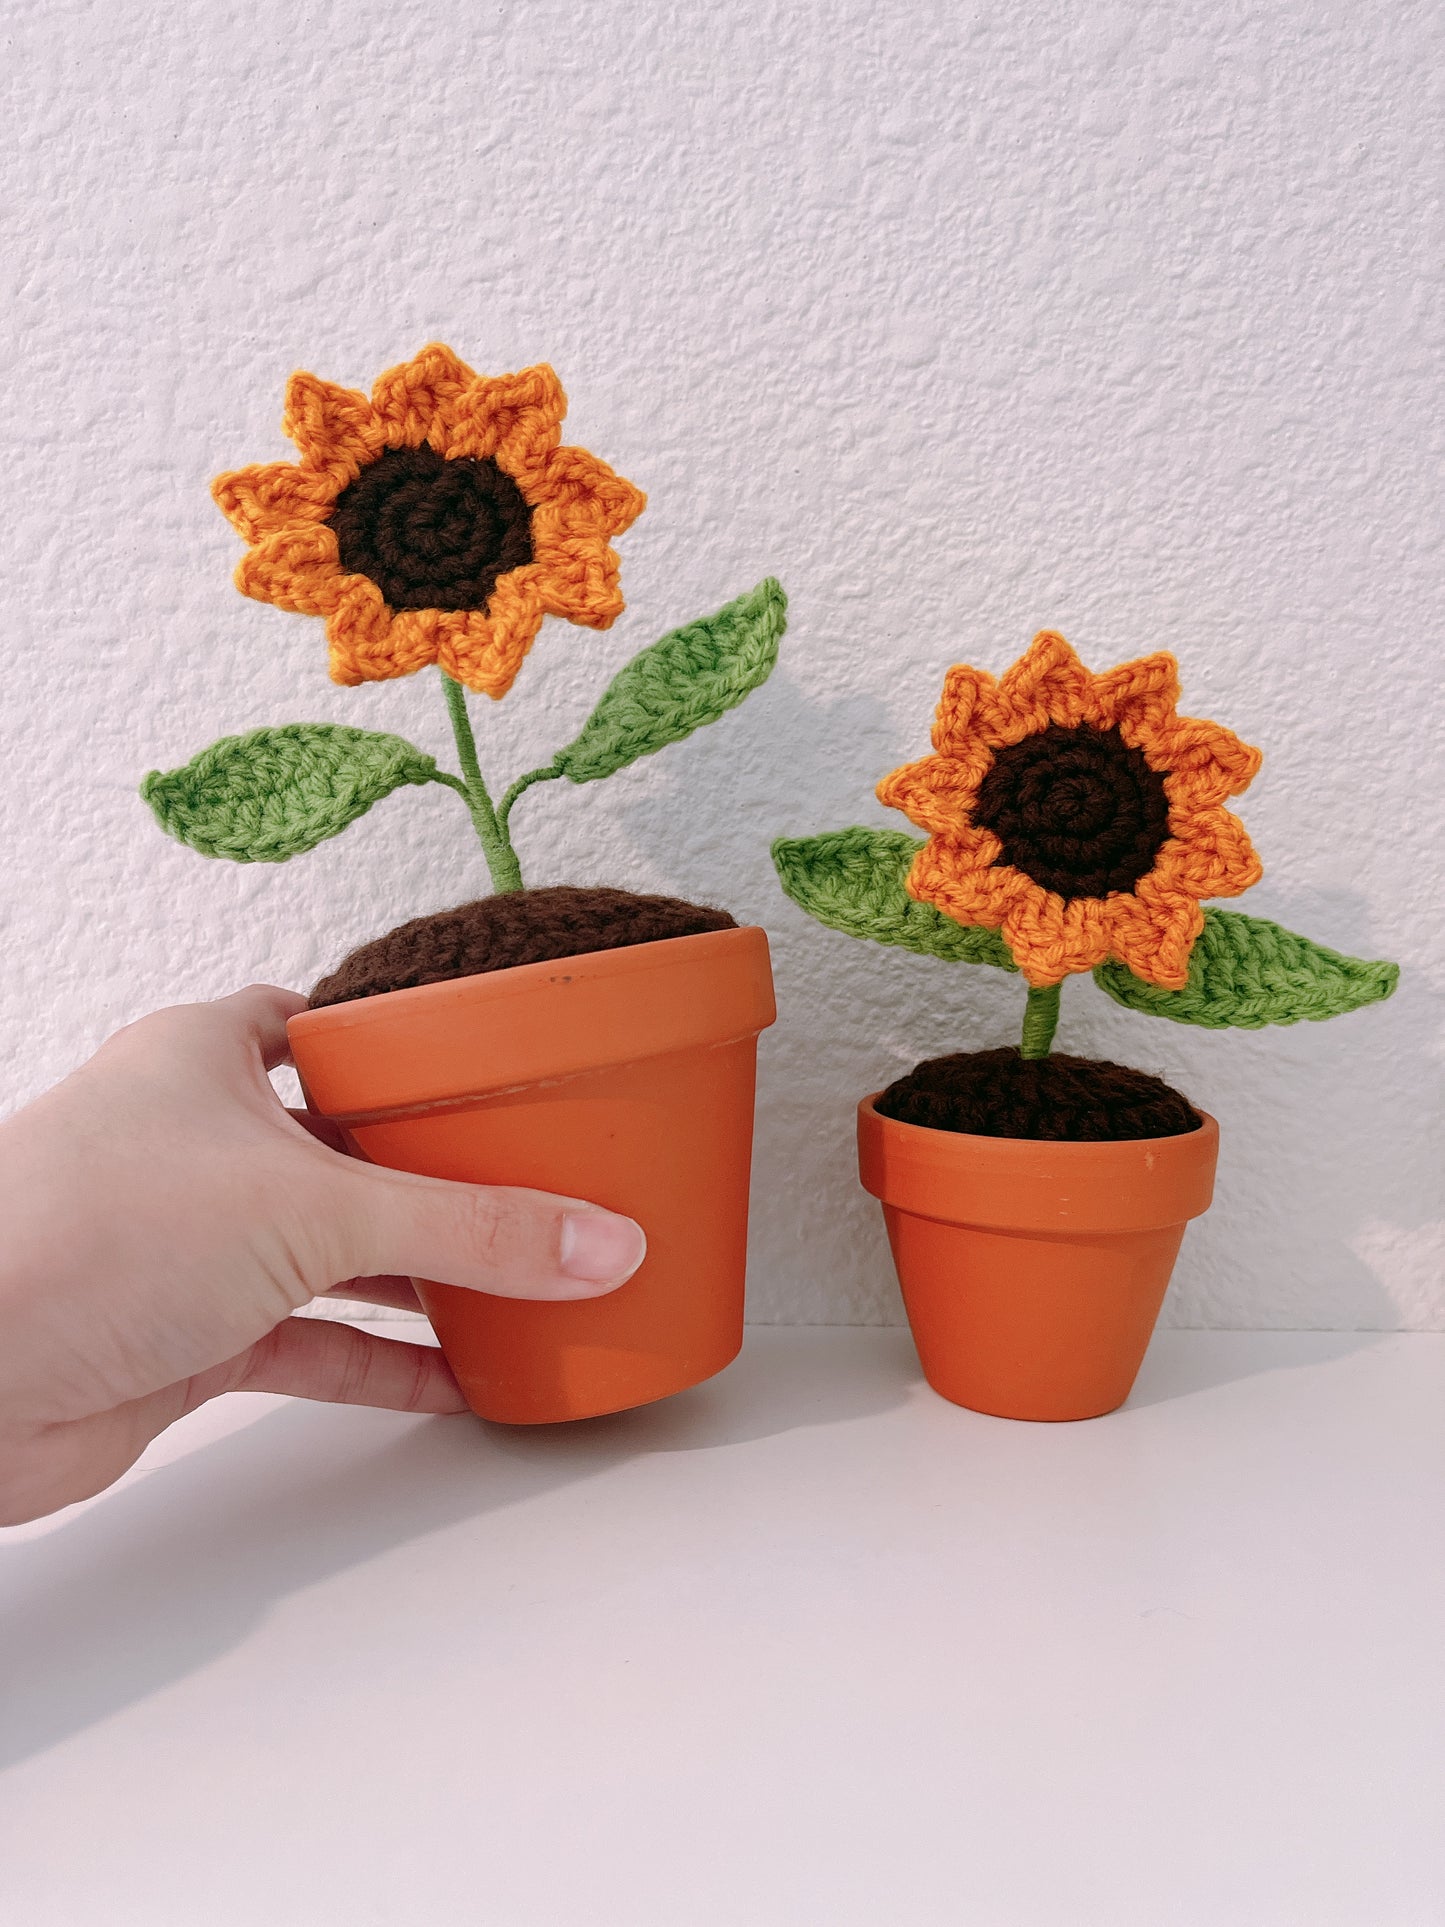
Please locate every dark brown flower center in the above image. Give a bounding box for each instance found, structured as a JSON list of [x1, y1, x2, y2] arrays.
[[972, 723, 1171, 900], [329, 445, 533, 612]]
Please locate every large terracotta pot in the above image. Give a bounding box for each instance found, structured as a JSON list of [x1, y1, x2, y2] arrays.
[[289, 927, 776, 1424], [858, 1097, 1219, 1421]]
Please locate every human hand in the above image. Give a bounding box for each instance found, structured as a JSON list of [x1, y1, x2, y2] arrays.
[[0, 985, 646, 1524]]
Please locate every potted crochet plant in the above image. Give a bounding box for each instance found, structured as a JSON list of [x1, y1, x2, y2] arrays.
[[773, 631, 1397, 1422], [143, 343, 786, 1424]]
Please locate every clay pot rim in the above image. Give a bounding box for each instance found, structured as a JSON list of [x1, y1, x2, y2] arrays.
[[296, 921, 761, 1026], [858, 1094, 1219, 1235], [858, 1091, 1215, 1154], [290, 925, 775, 1124]]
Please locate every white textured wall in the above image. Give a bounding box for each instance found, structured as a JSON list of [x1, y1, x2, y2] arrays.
[[1, 0, 1440, 1329]]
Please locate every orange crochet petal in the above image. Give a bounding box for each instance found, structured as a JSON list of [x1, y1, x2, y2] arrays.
[[876, 753, 991, 836], [235, 525, 345, 616], [992, 631, 1094, 740], [1087, 651, 1180, 734], [931, 663, 1002, 755], [323, 581, 439, 685], [436, 569, 548, 697], [211, 461, 336, 542], [370, 342, 478, 451], [444, 365, 568, 479], [282, 371, 385, 484], [1000, 889, 1116, 987], [908, 833, 1015, 924], [1152, 716, 1262, 807], [533, 533, 626, 630], [528, 445, 648, 541], [1150, 806, 1262, 900], [1105, 889, 1204, 990]]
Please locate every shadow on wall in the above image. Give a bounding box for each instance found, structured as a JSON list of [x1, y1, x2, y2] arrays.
[[606, 666, 1029, 1323], [604, 663, 907, 905], [0, 1328, 918, 1774], [1111, 883, 1441, 1333]]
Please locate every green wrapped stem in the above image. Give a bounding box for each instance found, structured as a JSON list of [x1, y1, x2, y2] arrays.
[[441, 673, 523, 893], [498, 760, 562, 832], [1019, 983, 1061, 1059]]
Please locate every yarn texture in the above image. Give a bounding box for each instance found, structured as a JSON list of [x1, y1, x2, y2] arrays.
[[143, 346, 785, 928], [878, 630, 1262, 990], [972, 722, 1171, 899], [309, 887, 737, 1007], [1095, 907, 1399, 1027], [774, 827, 1396, 1030], [771, 827, 1015, 969], [141, 724, 438, 862], [773, 628, 1399, 1091], [211, 342, 646, 698], [553, 578, 787, 785], [875, 1049, 1203, 1142], [330, 445, 534, 612]]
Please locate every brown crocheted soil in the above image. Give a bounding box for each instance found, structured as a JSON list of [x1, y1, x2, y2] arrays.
[[875, 1048, 1202, 1142], [309, 886, 737, 1008]]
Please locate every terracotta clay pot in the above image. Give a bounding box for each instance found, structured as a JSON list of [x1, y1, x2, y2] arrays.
[[289, 927, 776, 1424], [857, 1096, 1219, 1421]]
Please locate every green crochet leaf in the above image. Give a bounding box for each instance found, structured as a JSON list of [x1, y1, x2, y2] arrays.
[[554, 577, 787, 784], [771, 827, 1017, 970], [141, 724, 439, 863], [1094, 907, 1399, 1028]]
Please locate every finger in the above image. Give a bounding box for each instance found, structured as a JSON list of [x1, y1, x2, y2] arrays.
[[1, 1315, 458, 1526], [328, 1163, 648, 1303], [217, 1318, 468, 1414], [322, 1275, 425, 1313], [215, 983, 309, 1071], [0, 1385, 192, 1526]]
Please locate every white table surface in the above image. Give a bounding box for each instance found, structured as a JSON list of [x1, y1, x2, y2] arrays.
[[2, 1325, 1443, 1926]]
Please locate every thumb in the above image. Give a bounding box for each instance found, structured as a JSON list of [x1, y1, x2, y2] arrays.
[[324, 1161, 647, 1302]]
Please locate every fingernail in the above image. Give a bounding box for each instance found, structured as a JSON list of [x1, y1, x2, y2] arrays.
[[559, 1211, 647, 1288]]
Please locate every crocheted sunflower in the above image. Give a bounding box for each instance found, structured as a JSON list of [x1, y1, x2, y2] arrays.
[[773, 631, 1396, 1053], [144, 347, 785, 895], [212, 343, 645, 698], [876, 632, 1261, 990]]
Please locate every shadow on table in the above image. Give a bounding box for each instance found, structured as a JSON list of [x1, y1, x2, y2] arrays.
[[0, 1327, 916, 1774], [1126, 1329, 1380, 1410]]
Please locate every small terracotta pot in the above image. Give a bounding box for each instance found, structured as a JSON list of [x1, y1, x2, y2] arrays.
[[857, 1097, 1219, 1421], [289, 927, 776, 1425]]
